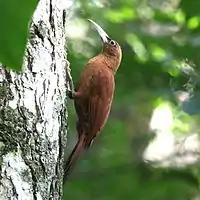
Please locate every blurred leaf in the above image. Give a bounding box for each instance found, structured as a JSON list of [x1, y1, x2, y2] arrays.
[[181, 93, 200, 115], [187, 16, 200, 30], [125, 33, 148, 61], [0, 0, 37, 71], [150, 44, 167, 61], [105, 7, 135, 23], [171, 9, 186, 25]]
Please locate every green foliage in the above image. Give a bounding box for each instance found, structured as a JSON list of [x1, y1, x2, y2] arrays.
[[0, 0, 37, 71], [65, 0, 200, 199]]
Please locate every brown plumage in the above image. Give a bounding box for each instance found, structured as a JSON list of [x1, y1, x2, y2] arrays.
[[64, 19, 122, 182]]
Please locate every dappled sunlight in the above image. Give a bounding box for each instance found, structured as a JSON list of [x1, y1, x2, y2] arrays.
[[125, 33, 148, 62], [144, 102, 175, 163], [67, 19, 88, 39], [144, 101, 200, 167]]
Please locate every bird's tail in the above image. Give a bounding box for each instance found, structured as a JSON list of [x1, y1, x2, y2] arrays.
[[63, 135, 85, 183]]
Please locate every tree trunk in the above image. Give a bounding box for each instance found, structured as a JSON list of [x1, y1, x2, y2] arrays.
[[0, 0, 70, 199]]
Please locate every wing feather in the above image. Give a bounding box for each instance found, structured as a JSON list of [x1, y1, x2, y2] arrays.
[[74, 64, 115, 147], [86, 70, 114, 146]]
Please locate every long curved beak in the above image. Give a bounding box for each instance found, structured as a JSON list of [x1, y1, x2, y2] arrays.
[[88, 19, 110, 43]]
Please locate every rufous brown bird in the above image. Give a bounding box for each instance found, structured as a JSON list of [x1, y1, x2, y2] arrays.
[[64, 19, 122, 182]]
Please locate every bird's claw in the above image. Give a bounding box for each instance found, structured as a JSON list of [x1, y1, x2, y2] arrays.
[[67, 90, 73, 99]]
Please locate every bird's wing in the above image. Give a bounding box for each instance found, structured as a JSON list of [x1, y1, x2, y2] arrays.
[[85, 70, 114, 146], [74, 65, 115, 147]]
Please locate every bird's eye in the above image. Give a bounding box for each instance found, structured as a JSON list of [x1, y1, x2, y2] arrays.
[[109, 40, 116, 46]]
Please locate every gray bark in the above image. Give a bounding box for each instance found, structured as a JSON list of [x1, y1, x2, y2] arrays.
[[0, 0, 71, 199]]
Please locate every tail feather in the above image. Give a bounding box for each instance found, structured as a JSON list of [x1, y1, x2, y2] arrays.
[[63, 135, 85, 183]]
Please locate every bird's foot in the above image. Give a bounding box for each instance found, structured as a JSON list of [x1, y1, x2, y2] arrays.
[[67, 90, 74, 99]]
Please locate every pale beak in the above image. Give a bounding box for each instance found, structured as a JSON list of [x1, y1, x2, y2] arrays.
[[88, 19, 110, 43]]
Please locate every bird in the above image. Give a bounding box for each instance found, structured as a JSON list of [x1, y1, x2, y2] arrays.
[[64, 19, 122, 183]]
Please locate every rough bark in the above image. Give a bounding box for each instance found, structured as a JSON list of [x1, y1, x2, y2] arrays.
[[0, 0, 71, 199]]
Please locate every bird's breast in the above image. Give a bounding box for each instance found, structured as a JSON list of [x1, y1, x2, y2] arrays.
[[77, 63, 115, 99]]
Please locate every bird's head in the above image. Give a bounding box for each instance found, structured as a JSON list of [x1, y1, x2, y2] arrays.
[[88, 19, 122, 72]]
